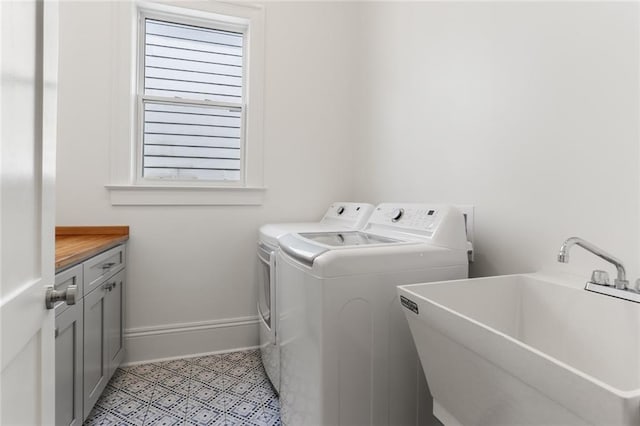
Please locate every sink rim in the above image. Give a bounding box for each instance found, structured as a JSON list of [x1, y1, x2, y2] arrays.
[[399, 272, 640, 398]]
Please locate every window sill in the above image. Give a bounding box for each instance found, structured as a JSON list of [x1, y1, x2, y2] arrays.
[[105, 184, 266, 206]]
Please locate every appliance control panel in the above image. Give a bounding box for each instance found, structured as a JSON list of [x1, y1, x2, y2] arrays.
[[370, 204, 442, 230], [364, 203, 474, 252], [321, 202, 375, 229]]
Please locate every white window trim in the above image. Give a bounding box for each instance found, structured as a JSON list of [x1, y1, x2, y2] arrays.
[[106, 1, 265, 206]]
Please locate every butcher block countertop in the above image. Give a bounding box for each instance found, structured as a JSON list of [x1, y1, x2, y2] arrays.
[[56, 226, 129, 272]]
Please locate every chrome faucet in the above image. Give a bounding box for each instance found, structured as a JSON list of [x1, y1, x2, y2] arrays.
[[557, 237, 629, 289]]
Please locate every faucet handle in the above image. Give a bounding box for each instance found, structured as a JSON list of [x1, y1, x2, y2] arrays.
[[590, 270, 611, 286]]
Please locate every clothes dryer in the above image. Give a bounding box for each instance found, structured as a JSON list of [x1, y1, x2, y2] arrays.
[[277, 204, 473, 425], [257, 202, 374, 393]]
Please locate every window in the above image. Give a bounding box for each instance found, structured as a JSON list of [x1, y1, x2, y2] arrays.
[[106, 2, 265, 205], [139, 15, 245, 183]]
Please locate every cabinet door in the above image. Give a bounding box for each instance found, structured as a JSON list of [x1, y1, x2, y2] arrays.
[[83, 283, 108, 420], [105, 269, 125, 379], [55, 302, 83, 426]]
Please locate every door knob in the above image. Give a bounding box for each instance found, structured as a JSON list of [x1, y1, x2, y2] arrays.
[[45, 285, 77, 309]]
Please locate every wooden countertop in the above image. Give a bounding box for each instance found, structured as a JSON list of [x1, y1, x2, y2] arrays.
[[56, 226, 129, 272]]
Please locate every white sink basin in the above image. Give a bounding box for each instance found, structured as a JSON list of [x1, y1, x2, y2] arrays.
[[398, 273, 640, 426]]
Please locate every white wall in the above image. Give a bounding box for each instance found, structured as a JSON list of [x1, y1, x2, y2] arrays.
[[57, 1, 640, 362], [353, 2, 640, 282], [56, 1, 359, 362]]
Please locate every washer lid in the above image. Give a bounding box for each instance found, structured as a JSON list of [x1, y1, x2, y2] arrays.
[[258, 203, 374, 248], [259, 222, 360, 248], [298, 231, 400, 247], [279, 231, 405, 266]]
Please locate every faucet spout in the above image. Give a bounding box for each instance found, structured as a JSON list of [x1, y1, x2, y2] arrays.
[[558, 237, 628, 289]]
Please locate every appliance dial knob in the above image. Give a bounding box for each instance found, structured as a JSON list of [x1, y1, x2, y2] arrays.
[[391, 208, 404, 222], [337, 206, 345, 215]]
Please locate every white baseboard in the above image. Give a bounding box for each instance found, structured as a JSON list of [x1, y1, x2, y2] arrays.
[[123, 316, 260, 365], [121, 345, 261, 367]]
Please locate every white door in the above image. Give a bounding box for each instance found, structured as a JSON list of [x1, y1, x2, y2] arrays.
[[1, 1, 58, 424]]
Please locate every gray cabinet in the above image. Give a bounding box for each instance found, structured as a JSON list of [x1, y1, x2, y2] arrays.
[[83, 267, 125, 418], [105, 269, 125, 378], [82, 277, 109, 417], [54, 243, 126, 425], [54, 265, 83, 426]]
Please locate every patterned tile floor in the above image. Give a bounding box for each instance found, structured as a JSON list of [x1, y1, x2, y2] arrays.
[[84, 349, 280, 426]]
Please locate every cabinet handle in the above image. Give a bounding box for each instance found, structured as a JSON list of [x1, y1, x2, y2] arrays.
[[102, 262, 116, 270], [103, 282, 115, 292]]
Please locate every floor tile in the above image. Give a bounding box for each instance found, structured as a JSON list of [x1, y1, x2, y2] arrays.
[[226, 398, 263, 422], [226, 379, 257, 398], [146, 413, 184, 426], [143, 405, 184, 425], [84, 406, 109, 424], [119, 386, 156, 404], [189, 382, 222, 404], [95, 386, 122, 410], [208, 358, 234, 374], [208, 373, 239, 393], [191, 365, 220, 386], [88, 409, 132, 426], [264, 396, 280, 413], [115, 410, 147, 426], [158, 358, 192, 373], [186, 400, 226, 425], [84, 349, 280, 426], [150, 388, 188, 412], [156, 373, 191, 396], [108, 372, 139, 390], [224, 351, 247, 362], [218, 415, 246, 426], [127, 377, 156, 392], [226, 364, 253, 380], [216, 392, 241, 410], [191, 354, 221, 370], [126, 363, 161, 380], [241, 356, 262, 369], [244, 385, 271, 405], [249, 407, 280, 426], [199, 391, 228, 412], [108, 395, 148, 420], [242, 367, 266, 386], [149, 366, 177, 381]]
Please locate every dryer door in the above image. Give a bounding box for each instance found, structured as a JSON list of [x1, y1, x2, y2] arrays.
[[257, 243, 276, 344]]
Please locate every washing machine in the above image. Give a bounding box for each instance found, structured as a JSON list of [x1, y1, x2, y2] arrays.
[[257, 202, 374, 393], [277, 203, 474, 426]]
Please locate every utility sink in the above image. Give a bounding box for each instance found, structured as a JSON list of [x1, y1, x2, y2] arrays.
[[398, 273, 640, 426]]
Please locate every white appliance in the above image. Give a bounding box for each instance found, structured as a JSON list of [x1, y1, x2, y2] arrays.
[[276, 204, 473, 426], [257, 202, 375, 393]]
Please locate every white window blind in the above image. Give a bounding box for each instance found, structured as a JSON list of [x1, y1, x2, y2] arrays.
[[141, 17, 244, 182]]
